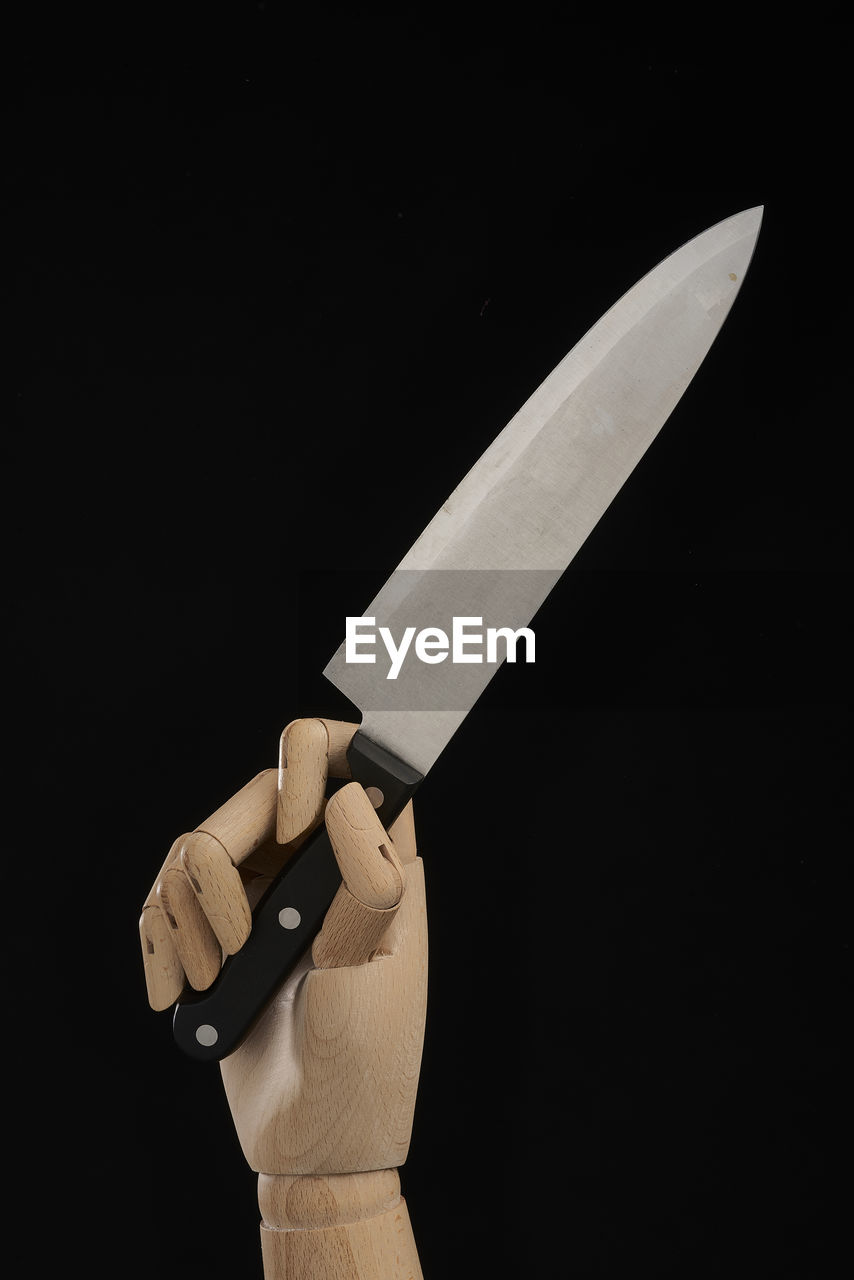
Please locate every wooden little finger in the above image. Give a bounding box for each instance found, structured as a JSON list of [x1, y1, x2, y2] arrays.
[[180, 831, 252, 955], [139, 903, 184, 1010], [158, 861, 222, 990], [140, 768, 278, 1013], [140, 835, 187, 1009]]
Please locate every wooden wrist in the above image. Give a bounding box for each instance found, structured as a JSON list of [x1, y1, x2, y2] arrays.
[[258, 1171, 422, 1279]]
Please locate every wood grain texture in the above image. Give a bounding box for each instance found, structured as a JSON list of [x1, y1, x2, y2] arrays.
[[140, 834, 186, 1008], [387, 802, 416, 866], [180, 830, 252, 954], [259, 1192, 422, 1280], [317, 719, 359, 779], [258, 1171, 401, 1229], [324, 783, 404, 908], [157, 862, 222, 990], [140, 769, 279, 1007], [279, 720, 330, 844], [311, 886, 401, 970], [141, 718, 426, 1278], [312, 783, 406, 969], [197, 767, 278, 865], [139, 901, 184, 1010], [220, 857, 428, 1176]]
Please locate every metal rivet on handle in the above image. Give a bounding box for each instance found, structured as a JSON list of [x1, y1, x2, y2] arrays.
[[195, 1024, 218, 1047], [278, 907, 302, 930]]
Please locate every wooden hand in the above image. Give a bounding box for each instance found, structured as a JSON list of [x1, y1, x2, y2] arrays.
[[139, 719, 427, 1279]]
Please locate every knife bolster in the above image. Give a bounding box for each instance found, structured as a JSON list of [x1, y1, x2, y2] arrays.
[[346, 732, 424, 831], [258, 1171, 422, 1279]]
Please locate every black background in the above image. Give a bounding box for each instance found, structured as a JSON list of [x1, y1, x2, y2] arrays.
[[6, 8, 848, 1278]]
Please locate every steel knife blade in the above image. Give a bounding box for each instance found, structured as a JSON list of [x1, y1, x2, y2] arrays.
[[172, 206, 762, 1060]]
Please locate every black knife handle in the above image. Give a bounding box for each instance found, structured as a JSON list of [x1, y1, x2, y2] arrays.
[[172, 731, 423, 1062]]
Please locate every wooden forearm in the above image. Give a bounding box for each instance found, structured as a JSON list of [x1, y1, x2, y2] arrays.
[[258, 1172, 423, 1280]]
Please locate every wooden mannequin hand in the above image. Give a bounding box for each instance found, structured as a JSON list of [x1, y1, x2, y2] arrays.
[[139, 719, 427, 1280]]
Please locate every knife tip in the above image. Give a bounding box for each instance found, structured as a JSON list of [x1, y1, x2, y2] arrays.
[[738, 205, 764, 236]]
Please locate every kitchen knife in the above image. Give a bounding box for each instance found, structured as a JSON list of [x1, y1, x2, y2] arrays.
[[172, 206, 762, 1061]]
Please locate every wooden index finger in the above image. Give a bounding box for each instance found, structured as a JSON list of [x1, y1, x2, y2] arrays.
[[277, 718, 359, 843]]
